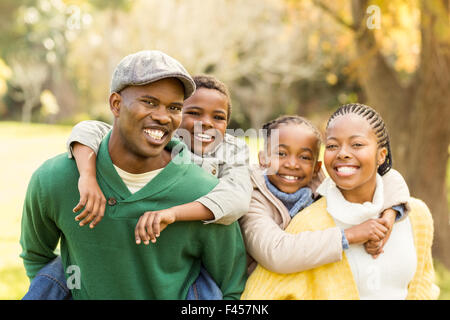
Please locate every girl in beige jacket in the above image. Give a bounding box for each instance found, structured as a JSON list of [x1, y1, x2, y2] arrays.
[[239, 115, 410, 275]]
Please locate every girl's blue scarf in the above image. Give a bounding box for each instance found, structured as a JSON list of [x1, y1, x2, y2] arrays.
[[264, 174, 314, 218]]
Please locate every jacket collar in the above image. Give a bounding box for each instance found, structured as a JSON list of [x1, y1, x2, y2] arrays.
[[250, 166, 292, 229]]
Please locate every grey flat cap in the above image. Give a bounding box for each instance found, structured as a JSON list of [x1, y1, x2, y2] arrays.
[[110, 50, 196, 99]]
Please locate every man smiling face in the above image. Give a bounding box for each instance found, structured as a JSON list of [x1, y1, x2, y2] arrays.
[[109, 78, 185, 173]]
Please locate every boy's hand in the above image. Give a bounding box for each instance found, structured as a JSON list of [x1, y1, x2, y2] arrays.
[[364, 208, 397, 258], [134, 202, 214, 245], [73, 175, 106, 229], [135, 208, 177, 245]]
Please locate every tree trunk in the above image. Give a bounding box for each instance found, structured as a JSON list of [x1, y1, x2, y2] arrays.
[[405, 0, 450, 268], [351, 0, 450, 267], [21, 100, 32, 123]]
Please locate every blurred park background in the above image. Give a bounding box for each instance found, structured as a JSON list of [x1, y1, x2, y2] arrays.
[[0, 0, 449, 299]]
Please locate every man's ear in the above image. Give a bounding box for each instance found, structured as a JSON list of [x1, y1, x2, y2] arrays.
[[258, 150, 270, 168], [109, 92, 122, 117]]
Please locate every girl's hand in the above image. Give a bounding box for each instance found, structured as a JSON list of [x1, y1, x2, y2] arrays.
[[364, 240, 384, 257], [73, 175, 106, 228], [344, 218, 389, 246], [135, 208, 177, 245], [364, 208, 397, 258]]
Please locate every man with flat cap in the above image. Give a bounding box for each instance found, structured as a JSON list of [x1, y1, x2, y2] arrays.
[[19, 50, 247, 300]]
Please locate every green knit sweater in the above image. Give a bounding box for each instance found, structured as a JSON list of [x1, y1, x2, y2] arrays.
[[20, 132, 247, 299]]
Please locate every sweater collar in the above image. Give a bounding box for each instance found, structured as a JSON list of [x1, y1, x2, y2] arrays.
[[97, 130, 191, 202], [317, 174, 384, 226]]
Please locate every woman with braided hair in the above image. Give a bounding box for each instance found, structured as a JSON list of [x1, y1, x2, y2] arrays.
[[241, 104, 439, 300]]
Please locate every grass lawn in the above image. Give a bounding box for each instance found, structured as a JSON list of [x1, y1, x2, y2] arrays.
[[0, 122, 73, 299], [0, 121, 449, 299]]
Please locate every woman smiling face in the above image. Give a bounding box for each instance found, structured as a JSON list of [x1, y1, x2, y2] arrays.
[[324, 113, 387, 203]]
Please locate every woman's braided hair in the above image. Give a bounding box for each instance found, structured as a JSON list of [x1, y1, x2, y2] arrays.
[[262, 115, 322, 159], [326, 103, 392, 176]]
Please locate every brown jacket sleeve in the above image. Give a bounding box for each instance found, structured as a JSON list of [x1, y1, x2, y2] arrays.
[[381, 169, 411, 218]]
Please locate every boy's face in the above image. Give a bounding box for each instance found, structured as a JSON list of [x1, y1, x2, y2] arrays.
[[111, 78, 184, 160], [179, 88, 229, 155], [260, 123, 321, 194]]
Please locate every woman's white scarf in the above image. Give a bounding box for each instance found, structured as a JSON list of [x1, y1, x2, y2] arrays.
[[316, 174, 384, 226]]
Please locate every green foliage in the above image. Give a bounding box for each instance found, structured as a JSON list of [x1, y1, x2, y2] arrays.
[[435, 261, 450, 300], [89, 0, 133, 11], [0, 1, 34, 55]]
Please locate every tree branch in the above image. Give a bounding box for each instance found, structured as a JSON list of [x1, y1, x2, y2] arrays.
[[312, 0, 356, 31]]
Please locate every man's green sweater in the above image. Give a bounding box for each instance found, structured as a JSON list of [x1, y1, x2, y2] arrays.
[[20, 133, 247, 299]]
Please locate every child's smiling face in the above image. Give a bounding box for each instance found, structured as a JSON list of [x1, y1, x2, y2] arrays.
[[324, 113, 387, 202], [179, 88, 229, 155], [260, 123, 322, 194]]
